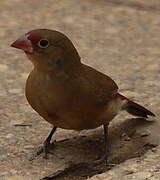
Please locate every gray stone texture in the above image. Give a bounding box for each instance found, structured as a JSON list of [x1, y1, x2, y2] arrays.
[[0, 0, 160, 179]]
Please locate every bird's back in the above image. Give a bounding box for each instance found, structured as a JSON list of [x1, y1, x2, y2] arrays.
[[83, 64, 118, 101]]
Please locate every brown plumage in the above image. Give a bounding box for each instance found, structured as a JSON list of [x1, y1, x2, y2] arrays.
[[11, 29, 155, 163]]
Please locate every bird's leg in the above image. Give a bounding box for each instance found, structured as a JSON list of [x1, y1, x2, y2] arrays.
[[31, 126, 57, 160], [93, 124, 109, 165], [103, 124, 109, 164], [42, 126, 57, 158]]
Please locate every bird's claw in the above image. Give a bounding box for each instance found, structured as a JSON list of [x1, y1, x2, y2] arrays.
[[94, 153, 108, 165], [29, 141, 54, 160]]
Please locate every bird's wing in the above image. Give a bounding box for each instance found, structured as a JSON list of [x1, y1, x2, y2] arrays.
[[83, 64, 118, 104]]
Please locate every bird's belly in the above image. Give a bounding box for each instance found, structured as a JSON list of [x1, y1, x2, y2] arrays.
[[48, 111, 115, 130], [26, 85, 120, 130], [46, 99, 121, 130], [47, 115, 104, 130]]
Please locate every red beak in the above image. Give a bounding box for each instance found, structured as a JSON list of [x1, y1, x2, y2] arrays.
[[10, 34, 33, 53]]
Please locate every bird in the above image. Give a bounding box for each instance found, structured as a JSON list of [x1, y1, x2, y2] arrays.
[[11, 29, 155, 163]]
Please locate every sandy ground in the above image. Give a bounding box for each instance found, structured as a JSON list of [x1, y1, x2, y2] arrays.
[[0, 0, 160, 179]]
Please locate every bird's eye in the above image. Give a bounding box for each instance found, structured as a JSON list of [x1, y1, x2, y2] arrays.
[[38, 39, 49, 48]]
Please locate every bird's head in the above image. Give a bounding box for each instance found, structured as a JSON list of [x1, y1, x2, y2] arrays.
[[11, 29, 81, 72]]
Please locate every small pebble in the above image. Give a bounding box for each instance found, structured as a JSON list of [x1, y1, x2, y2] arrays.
[[121, 133, 131, 141], [140, 130, 151, 137]]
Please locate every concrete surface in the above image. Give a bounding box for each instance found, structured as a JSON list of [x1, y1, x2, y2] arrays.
[[0, 0, 160, 179]]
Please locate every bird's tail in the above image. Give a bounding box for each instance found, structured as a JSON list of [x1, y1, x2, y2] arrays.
[[116, 93, 155, 118]]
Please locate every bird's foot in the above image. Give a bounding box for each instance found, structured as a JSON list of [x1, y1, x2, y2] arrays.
[[94, 153, 108, 165], [29, 140, 55, 160], [93, 152, 114, 166], [38, 140, 55, 158], [79, 154, 115, 170]]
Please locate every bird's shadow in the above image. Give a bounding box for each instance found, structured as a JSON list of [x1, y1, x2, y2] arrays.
[[40, 117, 156, 180]]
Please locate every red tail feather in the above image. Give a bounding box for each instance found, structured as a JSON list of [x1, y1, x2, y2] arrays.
[[116, 93, 155, 118]]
